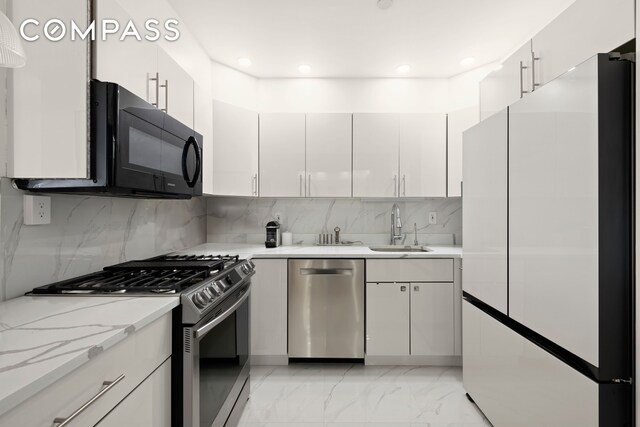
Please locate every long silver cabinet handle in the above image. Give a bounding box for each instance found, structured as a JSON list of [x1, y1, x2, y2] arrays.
[[160, 79, 169, 113], [252, 174, 258, 195], [149, 72, 160, 107], [300, 268, 353, 276], [299, 174, 303, 197], [519, 61, 529, 97], [308, 174, 311, 197], [394, 175, 398, 197], [195, 289, 251, 338], [402, 175, 406, 196], [531, 51, 540, 91], [53, 374, 125, 426]]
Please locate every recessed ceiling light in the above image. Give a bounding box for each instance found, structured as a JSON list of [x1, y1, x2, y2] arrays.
[[396, 64, 411, 74], [237, 57, 252, 67], [568, 66, 576, 72], [493, 64, 503, 71], [298, 64, 312, 74], [377, 0, 394, 10], [460, 57, 475, 67]]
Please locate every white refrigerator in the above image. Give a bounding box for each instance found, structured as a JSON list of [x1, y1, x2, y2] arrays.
[[462, 53, 634, 426]]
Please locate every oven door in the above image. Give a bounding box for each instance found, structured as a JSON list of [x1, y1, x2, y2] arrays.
[[184, 285, 250, 427], [116, 110, 202, 196]]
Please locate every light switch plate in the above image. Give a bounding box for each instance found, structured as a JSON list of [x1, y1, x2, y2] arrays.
[[24, 195, 51, 225]]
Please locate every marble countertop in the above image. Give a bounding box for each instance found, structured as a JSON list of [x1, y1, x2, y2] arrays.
[[0, 295, 179, 417], [181, 243, 462, 259]]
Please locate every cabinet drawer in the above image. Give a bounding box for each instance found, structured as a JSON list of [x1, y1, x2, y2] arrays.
[[0, 313, 172, 426], [367, 259, 453, 282]]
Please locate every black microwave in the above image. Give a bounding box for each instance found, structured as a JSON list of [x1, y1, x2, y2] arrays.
[[15, 80, 202, 199]]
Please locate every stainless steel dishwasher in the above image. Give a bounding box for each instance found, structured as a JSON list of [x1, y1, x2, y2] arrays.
[[288, 259, 365, 359]]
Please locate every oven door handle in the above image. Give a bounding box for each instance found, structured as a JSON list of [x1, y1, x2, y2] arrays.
[[195, 288, 251, 339]]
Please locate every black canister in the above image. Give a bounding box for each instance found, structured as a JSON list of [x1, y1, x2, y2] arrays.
[[265, 221, 281, 248]]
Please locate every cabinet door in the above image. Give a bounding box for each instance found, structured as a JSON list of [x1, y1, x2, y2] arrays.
[[462, 109, 508, 314], [532, 0, 634, 87], [93, 0, 157, 103], [447, 106, 478, 197], [399, 114, 447, 197], [306, 113, 352, 197], [410, 283, 454, 355], [195, 85, 214, 195], [259, 113, 306, 197], [96, 359, 171, 427], [211, 101, 259, 196], [366, 282, 409, 356], [250, 259, 288, 359], [8, 0, 88, 178], [353, 114, 399, 197], [479, 41, 532, 121], [157, 47, 194, 128]]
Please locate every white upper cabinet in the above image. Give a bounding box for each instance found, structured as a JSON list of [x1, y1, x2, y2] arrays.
[[93, 0, 157, 103], [305, 114, 352, 197], [195, 85, 214, 195], [479, 41, 532, 121], [532, 0, 634, 87], [156, 47, 194, 128], [462, 109, 508, 314], [94, 0, 194, 129], [211, 101, 259, 197], [399, 114, 447, 197], [259, 113, 306, 197], [353, 114, 399, 198], [8, 0, 88, 178], [447, 106, 478, 197]]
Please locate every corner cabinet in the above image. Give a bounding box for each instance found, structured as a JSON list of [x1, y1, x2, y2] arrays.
[[353, 113, 447, 198], [7, 0, 89, 178], [211, 100, 259, 196]]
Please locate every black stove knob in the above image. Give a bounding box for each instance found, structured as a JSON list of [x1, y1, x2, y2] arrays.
[[215, 280, 226, 291]]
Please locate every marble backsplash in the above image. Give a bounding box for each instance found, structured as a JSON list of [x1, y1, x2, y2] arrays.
[[0, 179, 206, 301], [207, 197, 462, 246]]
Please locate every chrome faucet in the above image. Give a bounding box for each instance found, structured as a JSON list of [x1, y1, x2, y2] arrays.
[[390, 203, 403, 245]]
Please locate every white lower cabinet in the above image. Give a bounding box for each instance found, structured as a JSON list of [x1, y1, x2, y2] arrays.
[[366, 259, 457, 359], [463, 301, 598, 427], [96, 359, 171, 427], [0, 313, 172, 426], [250, 259, 288, 363], [366, 282, 410, 356], [410, 283, 454, 355]]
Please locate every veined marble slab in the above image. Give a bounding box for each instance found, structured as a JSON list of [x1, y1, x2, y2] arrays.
[[0, 295, 179, 416], [180, 243, 462, 259]]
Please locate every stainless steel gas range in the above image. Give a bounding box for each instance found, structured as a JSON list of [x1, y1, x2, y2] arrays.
[[30, 253, 256, 427]]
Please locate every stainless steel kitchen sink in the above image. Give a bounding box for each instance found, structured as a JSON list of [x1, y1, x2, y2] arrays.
[[368, 245, 432, 253]]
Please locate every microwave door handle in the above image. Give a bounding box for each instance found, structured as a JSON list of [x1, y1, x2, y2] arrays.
[[182, 136, 201, 188]]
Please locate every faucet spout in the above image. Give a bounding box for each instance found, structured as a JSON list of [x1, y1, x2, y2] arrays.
[[390, 203, 403, 245]]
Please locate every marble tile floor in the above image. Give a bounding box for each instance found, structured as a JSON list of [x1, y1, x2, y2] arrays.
[[238, 364, 492, 427]]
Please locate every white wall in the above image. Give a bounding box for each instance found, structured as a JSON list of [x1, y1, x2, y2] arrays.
[[258, 78, 450, 113], [448, 63, 497, 112], [211, 61, 259, 110]]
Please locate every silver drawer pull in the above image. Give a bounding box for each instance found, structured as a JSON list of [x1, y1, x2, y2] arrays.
[[300, 268, 353, 276], [53, 374, 125, 426]]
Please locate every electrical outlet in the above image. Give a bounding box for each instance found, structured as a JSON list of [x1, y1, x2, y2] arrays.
[[24, 195, 51, 225], [429, 212, 437, 225]]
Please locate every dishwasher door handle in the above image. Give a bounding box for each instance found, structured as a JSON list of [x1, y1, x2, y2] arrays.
[[299, 268, 353, 276]]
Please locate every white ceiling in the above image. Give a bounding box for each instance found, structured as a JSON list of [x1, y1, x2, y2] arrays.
[[169, 0, 575, 78]]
